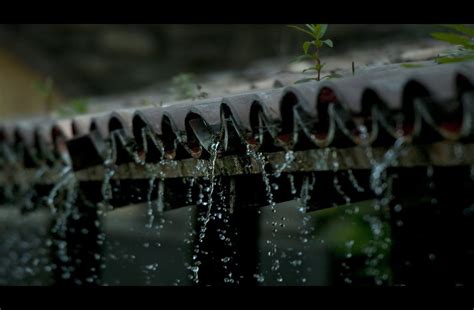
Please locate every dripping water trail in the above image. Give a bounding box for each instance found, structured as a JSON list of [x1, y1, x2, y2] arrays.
[[246, 144, 283, 284], [294, 173, 316, 284], [347, 169, 365, 193], [146, 174, 157, 229], [274, 150, 295, 178], [144, 162, 166, 230], [329, 149, 351, 205], [45, 161, 81, 283], [190, 140, 220, 284], [216, 181, 236, 284], [370, 137, 406, 198], [201, 141, 220, 229], [364, 136, 407, 286], [100, 141, 117, 205], [110, 131, 171, 281]]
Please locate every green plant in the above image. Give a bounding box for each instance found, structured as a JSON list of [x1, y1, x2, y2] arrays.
[[55, 98, 89, 117], [400, 63, 425, 68], [288, 24, 334, 82], [171, 73, 208, 100], [34, 77, 54, 113], [431, 24, 474, 64]]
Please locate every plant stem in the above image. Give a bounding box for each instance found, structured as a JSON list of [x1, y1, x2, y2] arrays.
[[315, 49, 321, 81]]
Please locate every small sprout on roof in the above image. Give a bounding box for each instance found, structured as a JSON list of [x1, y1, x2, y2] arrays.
[[34, 76, 54, 114], [400, 63, 426, 68], [171, 73, 208, 101], [288, 24, 334, 82], [431, 24, 474, 64], [55, 98, 89, 117]]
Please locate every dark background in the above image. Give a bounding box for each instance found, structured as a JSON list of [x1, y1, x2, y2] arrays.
[[0, 24, 432, 97]]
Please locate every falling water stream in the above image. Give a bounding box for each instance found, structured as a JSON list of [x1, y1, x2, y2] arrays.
[[330, 149, 352, 205], [245, 144, 284, 283], [1, 111, 442, 286], [97, 131, 174, 283], [294, 173, 316, 284], [42, 152, 81, 282], [346, 169, 365, 193], [190, 140, 220, 284], [364, 124, 407, 285], [100, 141, 117, 205]]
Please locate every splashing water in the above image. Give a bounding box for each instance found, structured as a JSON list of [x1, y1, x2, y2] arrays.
[[274, 150, 295, 178], [245, 144, 283, 283], [370, 137, 406, 197], [144, 161, 166, 230], [186, 177, 196, 205], [155, 178, 165, 221], [347, 169, 365, 193], [146, 176, 157, 229], [46, 167, 74, 213], [362, 208, 391, 285], [216, 181, 236, 284], [358, 125, 376, 166], [200, 141, 220, 229], [329, 149, 351, 205], [101, 143, 116, 204], [426, 165, 438, 205], [190, 140, 220, 284], [295, 173, 316, 284], [288, 174, 297, 196], [45, 161, 80, 282], [363, 136, 406, 285]]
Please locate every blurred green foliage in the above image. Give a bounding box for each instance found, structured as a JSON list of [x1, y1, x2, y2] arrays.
[[431, 24, 474, 64], [33, 77, 54, 113], [171, 73, 208, 101], [310, 200, 392, 285], [55, 98, 89, 117]]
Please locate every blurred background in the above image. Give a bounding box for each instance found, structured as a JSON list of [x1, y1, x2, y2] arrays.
[[0, 24, 441, 119]]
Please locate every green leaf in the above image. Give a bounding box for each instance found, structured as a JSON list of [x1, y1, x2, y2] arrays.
[[431, 32, 474, 49], [303, 41, 313, 54], [71, 99, 89, 114], [305, 24, 316, 33], [319, 24, 328, 38], [442, 24, 474, 37], [302, 67, 317, 73], [290, 54, 312, 63], [322, 39, 333, 48], [314, 24, 322, 38], [435, 55, 474, 64], [34, 77, 54, 97], [400, 63, 425, 68], [287, 25, 317, 39], [295, 78, 318, 84], [322, 73, 342, 80]]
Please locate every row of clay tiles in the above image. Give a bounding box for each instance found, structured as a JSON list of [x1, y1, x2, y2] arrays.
[[1, 62, 474, 171]]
